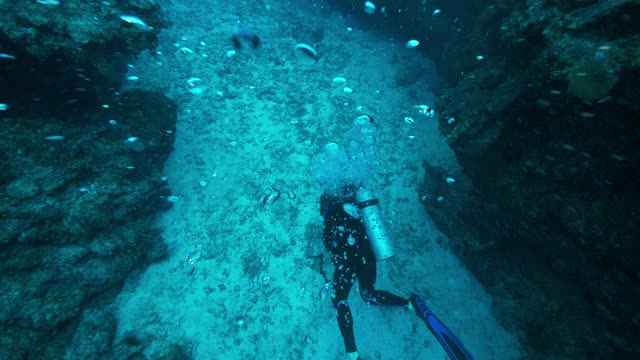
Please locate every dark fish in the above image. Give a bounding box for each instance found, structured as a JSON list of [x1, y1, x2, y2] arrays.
[[232, 26, 261, 50]]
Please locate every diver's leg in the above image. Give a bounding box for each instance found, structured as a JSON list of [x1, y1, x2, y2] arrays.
[[332, 262, 358, 354], [362, 288, 410, 307], [357, 253, 409, 307]]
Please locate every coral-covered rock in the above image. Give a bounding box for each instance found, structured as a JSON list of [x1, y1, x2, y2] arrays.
[[5, 177, 39, 199], [0, 2, 176, 359], [426, 1, 640, 359], [0, 90, 176, 359]]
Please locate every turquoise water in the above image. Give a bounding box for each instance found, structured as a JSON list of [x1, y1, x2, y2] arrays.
[[2, 0, 636, 359]]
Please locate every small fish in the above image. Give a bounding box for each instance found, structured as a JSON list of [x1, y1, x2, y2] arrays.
[[186, 78, 205, 95], [119, 15, 153, 31], [127, 75, 139, 81], [45, 135, 65, 141], [261, 189, 281, 205], [0, 53, 16, 60], [186, 77, 201, 86], [535, 98, 552, 108], [405, 39, 420, 49], [0, 103, 8, 111], [364, 1, 376, 15], [433, 9, 441, 15], [293, 43, 318, 66], [476, 55, 485, 61], [36, 0, 60, 6]]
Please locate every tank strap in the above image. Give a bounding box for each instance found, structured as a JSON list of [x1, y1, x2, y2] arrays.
[[356, 198, 379, 209]]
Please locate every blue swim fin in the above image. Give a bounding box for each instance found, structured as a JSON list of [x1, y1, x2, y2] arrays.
[[409, 294, 474, 360]]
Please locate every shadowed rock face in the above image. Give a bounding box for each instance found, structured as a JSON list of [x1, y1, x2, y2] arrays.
[[0, 0, 168, 116], [0, 90, 177, 359], [0, 2, 186, 358], [327, 0, 640, 358]]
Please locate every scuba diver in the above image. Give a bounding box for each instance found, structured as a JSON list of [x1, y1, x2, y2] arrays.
[[320, 184, 409, 360], [314, 115, 474, 360]]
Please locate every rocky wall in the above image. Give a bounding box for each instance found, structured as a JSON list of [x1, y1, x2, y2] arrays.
[[0, 1, 188, 358], [0, 90, 180, 359], [428, 1, 640, 359]]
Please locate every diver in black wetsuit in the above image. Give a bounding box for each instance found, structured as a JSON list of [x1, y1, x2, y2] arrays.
[[320, 185, 410, 360]]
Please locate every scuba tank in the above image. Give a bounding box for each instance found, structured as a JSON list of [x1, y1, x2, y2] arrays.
[[356, 187, 395, 261]]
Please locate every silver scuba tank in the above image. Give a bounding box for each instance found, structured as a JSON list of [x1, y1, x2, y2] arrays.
[[356, 187, 395, 261]]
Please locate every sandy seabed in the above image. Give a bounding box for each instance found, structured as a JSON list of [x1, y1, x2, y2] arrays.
[[114, 1, 524, 359]]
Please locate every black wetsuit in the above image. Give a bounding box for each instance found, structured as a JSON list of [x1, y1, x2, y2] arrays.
[[320, 190, 408, 354]]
